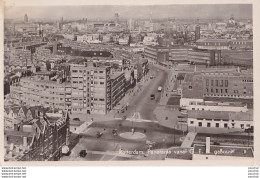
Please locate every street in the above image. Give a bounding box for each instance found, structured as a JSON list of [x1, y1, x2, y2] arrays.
[[117, 64, 169, 121]]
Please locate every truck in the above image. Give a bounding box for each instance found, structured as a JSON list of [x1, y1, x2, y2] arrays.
[[157, 86, 162, 92]]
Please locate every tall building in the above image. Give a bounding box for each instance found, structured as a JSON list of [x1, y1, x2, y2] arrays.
[[70, 62, 111, 115], [195, 25, 200, 41], [114, 13, 119, 24], [24, 14, 28, 23]]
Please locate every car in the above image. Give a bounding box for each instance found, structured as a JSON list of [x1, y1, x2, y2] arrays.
[[73, 118, 80, 121], [79, 150, 87, 157], [96, 132, 103, 138], [150, 94, 155, 100], [150, 76, 154, 79], [112, 129, 118, 136]]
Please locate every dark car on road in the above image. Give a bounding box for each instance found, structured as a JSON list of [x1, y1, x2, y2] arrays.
[[150, 94, 155, 100], [79, 150, 87, 158], [96, 132, 103, 138]]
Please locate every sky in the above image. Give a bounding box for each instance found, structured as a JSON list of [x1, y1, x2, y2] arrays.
[[4, 4, 252, 20]]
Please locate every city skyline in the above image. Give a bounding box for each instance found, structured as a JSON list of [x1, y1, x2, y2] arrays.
[[5, 4, 252, 21]]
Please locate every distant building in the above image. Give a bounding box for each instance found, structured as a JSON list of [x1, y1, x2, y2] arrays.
[[144, 45, 169, 65], [24, 14, 28, 23], [195, 25, 200, 41], [196, 39, 253, 50]]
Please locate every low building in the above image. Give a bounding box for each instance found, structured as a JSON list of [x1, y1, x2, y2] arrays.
[[187, 110, 253, 133]]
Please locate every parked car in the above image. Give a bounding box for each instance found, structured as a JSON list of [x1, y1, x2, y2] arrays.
[[73, 118, 80, 121], [96, 132, 103, 138], [79, 150, 87, 157], [150, 94, 155, 100]]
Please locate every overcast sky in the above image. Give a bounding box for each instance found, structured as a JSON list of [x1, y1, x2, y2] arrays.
[[4, 4, 252, 20]]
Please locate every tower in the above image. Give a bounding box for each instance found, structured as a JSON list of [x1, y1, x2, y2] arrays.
[[24, 14, 28, 23], [195, 18, 200, 41], [195, 25, 200, 41], [114, 13, 119, 24]]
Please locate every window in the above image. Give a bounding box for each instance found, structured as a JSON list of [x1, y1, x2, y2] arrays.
[[206, 79, 209, 86], [241, 124, 244, 129], [99, 71, 104, 73], [198, 122, 202, 127], [216, 89, 218, 93], [220, 89, 223, 93], [215, 123, 219, 128], [215, 80, 218, 86], [225, 80, 228, 87], [224, 123, 228, 128], [225, 89, 228, 93], [190, 121, 194, 124], [231, 123, 235, 128], [206, 88, 209, 92], [220, 80, 223, 87], [211, 80, 214, 86], [207, 123, 211, 127]]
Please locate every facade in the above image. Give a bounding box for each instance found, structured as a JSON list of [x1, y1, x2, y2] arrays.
[[202, 70, 253, 99], [195, 25, 200, 41], [70, 62, 111, 115], [181, 99, 248, 112], [10, 76, 69, 111], [144, 45, 169, 64], [187, 110, 253, 132], [196, 39, 253, 50], [4, 106, 70, 161], [110, 72, 126, 108]]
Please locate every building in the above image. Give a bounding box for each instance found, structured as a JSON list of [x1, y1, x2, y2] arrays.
[[196, 39, 253, 50], [144, 45, 169, 64], [24, 14, 28, 23], [187, 49, 221, 65], [195, 25, 200, 41], [187, 110, 253, 133], [10, 75, 70, 111], [70, 62, 111, 115], [4, 106, 70, 161], [202, 69, 253, 100], [180, 68, 253, 104], [110, 72, 126, 108]]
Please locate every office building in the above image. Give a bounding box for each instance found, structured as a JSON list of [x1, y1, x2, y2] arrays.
[[70, 62, 111, 115]]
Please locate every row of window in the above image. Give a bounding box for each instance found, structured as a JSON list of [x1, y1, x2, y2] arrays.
[[193, 121, 250, 129], [206, 79, 228, 87], [206, 88, 228, 93], [71, 70, 104, 74]]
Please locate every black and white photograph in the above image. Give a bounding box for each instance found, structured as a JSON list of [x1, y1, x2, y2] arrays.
[[2, 1, 257, 164]]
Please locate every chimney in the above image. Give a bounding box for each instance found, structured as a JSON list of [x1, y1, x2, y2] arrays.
[[206, 137, 210, 154], [23, 137, 28, 147]]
